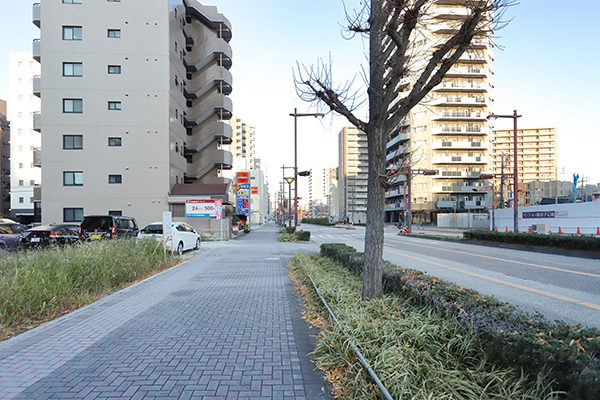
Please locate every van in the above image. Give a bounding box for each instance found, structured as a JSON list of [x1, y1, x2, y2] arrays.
[[78, 215, 139, 240]]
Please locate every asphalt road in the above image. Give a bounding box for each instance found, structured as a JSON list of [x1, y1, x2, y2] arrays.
[[303, 223, 600, 330]]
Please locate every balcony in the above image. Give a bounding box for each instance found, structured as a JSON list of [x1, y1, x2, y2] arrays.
[[184, 96, 232, 127], [386, 146, 408, 162], [432, 111, 487, 121], [33, 112, 41, 132], [183, 23, 196, 45], [386, 188, 406, 197], [33, 148, 41, 168], [185, 149, 233, 181], [185, 69, 232, 98], [436, 200, 456, 209], [386, 132, 409, 148], [385, 202, 405, 211], [33, 3, 40, 28], [32, 39, 41, 62], [434, 171, 488, 179], [185, 1, 232, 42], [431, 126, 489, 135], [433, 81, 491, 92], [184, 40, 232, 71], [431, 156, 487, 164], [426, 96, 489, 107], [32, 75, 41, 97], [432, 140, 487, 150]]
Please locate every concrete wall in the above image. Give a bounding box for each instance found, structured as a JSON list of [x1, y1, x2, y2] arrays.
[[493, 202, 600, 235]]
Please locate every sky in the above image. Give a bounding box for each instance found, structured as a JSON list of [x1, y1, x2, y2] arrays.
[[1, 0, 600, 200]]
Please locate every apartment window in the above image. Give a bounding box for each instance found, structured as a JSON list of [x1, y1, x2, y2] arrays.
[[19, 180, 24, 186], [63, 99, 83, 113], [30, 197, 34, 203], [63, 135, 83, 149], [108, 137, 122, 146], [30, 180, 35, 186], [63, 62, 83, 76], [109, 210, 122, 216], [19, 163, 23, 169], [109, 175, 122, 184], [63, 0, 82, 4], [108, 65, 121, 74], [108, 101, 121, 110], [63, 26, 82, 40], [64, 208, 83, 222], [64, 171, 83, 186], [19, 197, 24, 204], [18, 146, 23, 152], [107, 29, 121, 38]]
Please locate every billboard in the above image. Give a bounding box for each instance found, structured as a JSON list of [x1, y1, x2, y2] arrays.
[[186, 200, 219, 218]]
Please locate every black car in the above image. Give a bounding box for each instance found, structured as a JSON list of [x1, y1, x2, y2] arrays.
[[19, 224, 80, 249], [78, 215, 139, 240], [0, 222, 28, 251]]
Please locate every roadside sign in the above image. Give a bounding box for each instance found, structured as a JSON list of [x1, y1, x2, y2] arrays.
[[215, 199, 222, 221], [237, 172, 249, 184], [163, 211, 173, 239], [186, 200, 218, 218]]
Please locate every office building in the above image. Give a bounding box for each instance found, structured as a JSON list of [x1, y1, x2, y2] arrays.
[[385, 1, 495, 224], [8, 53, 41, 224], [339, 127, 368, 223], [32, 0, 233, 227], [308, 167, 336, 218]]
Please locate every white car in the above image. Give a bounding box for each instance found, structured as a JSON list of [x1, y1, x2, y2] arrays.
[[137, 221, 201, 254]]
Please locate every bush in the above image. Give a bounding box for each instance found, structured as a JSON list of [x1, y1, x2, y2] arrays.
[[279, 230, 311, 242], [301, 217, 333, 226], [320, 242, 600, 399], [464, 230, 600, 253]]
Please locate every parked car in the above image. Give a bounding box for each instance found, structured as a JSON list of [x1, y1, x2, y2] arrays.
[[19, 224, 80, 249], [78, 215, 139, 240], [0, 222, 28, 251], [137, 221, 201, 254]]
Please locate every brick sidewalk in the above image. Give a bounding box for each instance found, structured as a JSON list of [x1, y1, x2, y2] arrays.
[[0, 224, 331, 399]]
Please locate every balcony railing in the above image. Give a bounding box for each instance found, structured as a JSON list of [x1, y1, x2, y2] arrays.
[[32, 39, 41, 62]]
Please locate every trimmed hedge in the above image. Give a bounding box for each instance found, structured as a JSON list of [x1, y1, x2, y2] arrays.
[[301, 217, 333, 226], [320, 242, 600, 399], [464, 230, 600, 252]]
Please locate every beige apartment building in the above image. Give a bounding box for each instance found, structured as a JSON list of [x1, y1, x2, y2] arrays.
[[339, 127, 368, 223], [491, 127, 557, 203], [307, 167, 336, 218], [385, 1, 495, 224], [32, 0, 233, 227]]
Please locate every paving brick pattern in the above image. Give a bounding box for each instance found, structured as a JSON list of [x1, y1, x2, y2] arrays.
[[0, 225, 331, 399]]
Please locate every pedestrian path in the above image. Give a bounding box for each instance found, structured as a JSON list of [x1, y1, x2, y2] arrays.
[[0, 224, 331, 399]]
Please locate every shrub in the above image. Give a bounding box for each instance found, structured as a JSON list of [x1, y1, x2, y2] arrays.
[[301, 217, 333, 226], [320, 242, 600, 399], [464, 230, 600, 252]]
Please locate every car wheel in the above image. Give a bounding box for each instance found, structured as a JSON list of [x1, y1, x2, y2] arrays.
[[177, 241, 184, 255], [195, 238, 201, 250]]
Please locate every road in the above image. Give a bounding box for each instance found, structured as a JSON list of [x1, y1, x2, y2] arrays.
[[302, 223, 600, 330]]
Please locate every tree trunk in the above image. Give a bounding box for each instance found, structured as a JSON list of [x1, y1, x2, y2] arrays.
[[362, 125, 387, 299], [362, 0, 387, 300]]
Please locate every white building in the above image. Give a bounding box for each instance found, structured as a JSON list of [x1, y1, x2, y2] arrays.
[[8, 53, 41, 224], [339, 127, 368, 223], [32, 0, 234, 228], [308, 167, 336, 218]]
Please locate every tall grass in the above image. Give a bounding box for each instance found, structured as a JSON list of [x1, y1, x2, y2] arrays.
[[0, 239, 177, 337], [289, 252, 560, 400]]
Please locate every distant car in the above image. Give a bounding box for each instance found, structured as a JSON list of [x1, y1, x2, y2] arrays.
[[19, 224, 80, 249], [0, 222, 28, 251], [78, 215, 139, 240], [137, 221, 201, 254]]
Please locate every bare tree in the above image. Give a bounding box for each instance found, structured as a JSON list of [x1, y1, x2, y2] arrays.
[[295, 0, 512, 299]]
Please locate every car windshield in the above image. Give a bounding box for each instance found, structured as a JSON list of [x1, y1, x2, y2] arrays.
[[141, 224, 163, 234], [0, 224, 26, 234], [81, 217, 113, 231]]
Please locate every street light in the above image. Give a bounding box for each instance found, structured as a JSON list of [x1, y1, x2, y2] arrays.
[[290, 109, 324, 228], [284, 177, 295, 233], [487, 110, 521, 232]]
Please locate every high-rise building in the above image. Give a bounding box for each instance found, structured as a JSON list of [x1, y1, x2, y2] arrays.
[[8, 53, 41, 224], [339, 127, 368, 223], [308, 167, 335, 218], [226, 117, 255, 168], [32, 0, 233, 227], [385, 1, 495, 224], [491, 127, 557, 193], [0, 100, 10, 218]]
